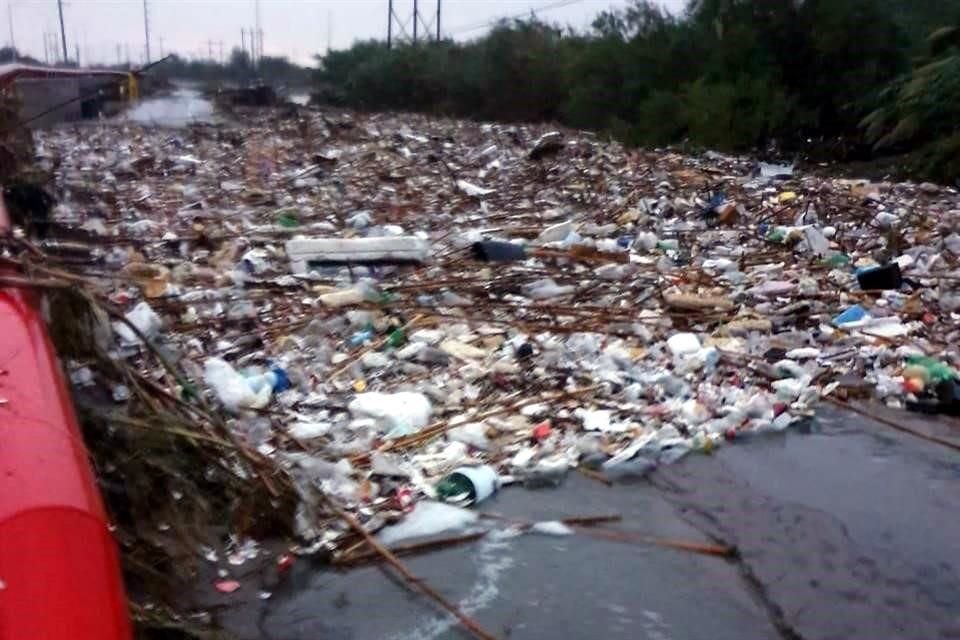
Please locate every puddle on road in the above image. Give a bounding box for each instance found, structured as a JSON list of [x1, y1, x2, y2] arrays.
[[122, 88, 215, 126]]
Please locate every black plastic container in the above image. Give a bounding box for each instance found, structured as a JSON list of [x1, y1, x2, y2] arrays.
[[856, 263, 902, 290], [472, 240, 527, 262]]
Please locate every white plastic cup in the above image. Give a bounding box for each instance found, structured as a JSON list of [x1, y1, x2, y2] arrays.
[[449, 465, 499, 504]]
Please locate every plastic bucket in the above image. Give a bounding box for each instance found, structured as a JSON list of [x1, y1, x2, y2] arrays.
[[449, 465, 499, 504]]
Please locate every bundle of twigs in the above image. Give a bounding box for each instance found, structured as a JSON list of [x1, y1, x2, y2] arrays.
[[0, 248, 298, 637]]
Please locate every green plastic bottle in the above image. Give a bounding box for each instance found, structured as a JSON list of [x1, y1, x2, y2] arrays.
[[822, 253, 851, 267], [277, 212, 300, 228], [765, 227, 786, 243], [436, 473, 475, 504], [387, 327, 405, 348]]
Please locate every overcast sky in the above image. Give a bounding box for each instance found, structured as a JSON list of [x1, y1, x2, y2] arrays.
[[7, 0, 686, 67]]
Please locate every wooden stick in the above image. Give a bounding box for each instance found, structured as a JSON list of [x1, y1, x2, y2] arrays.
[[824, 396, 960, 453], [353, 384, 601, 463], [573, 526, 736, 557], [321, 495, 499, 640], [479, 512, 733, 557], [326, 314, 424, 381], [479, 512, 621, 528], [335, 531, 488, 567], [577, 467, 613, 486]]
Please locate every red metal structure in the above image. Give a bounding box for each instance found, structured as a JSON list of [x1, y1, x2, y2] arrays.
[[0, 63, 129, 90], [0, 200, 131, 638]]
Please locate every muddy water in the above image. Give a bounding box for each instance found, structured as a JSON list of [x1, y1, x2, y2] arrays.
[[122, 87, 215, 126]]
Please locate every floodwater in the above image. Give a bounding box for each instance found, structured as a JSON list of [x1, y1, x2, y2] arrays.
[[289, 92, 310, 106], [122, 87, 215, 127], [207, 406, 960, 640]]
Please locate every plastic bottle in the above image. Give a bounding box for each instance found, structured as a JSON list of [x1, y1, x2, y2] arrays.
[[387, 327, 405, 348], [833, 304, 868, 326], [822, 253, 850, 267], [276, 212, 300, 228], [521, 467, 567, 489], [436, 466, 499, 506], [522, 278, 575, 300], [634, 231, 658, 252], [348, 326, 376, 346], [904, 356, 958, 384], [602, 457, 656, 482]]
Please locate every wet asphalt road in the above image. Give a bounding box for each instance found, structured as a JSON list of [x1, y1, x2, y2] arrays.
[[213, 406, 960, 640]]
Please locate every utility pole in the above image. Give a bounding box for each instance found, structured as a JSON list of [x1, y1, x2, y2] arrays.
[[436, 0, 441, 41], [57, 0, 68, 63], [207, 39, 213, 61], [326, 9, 332, 55], [158, 35, 163, 58], [8, 3, 15, 53], [413, 0, 418, 43], [116, 43, 121, 66], [241, 28, 246, 60], [42, 30, 48, 64], [388, 1, 429, 48], [387, 0, 392, 49], [142, 0, 150, 62], [218, 40, 223, 65], [254, 0, 261, 68], [74, 41, 79, 66]]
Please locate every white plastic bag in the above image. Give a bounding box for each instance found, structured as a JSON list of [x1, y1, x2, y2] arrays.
[[204, 357, 272, 412], [114, 301, 163, 346], [348, 392, 432, 438]]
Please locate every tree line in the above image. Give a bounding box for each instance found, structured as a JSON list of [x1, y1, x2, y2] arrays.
[[152, 49, 313, 88], [315, 0, 960, 180]]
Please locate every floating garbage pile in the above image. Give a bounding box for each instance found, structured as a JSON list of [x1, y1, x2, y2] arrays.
[[19, 109, 960, 616]]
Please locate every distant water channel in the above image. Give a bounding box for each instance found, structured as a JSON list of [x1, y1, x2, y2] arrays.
[[122, 87, 215, 127]]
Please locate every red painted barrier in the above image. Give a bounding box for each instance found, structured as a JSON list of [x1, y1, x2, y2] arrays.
[[0, 199, 131, 639]]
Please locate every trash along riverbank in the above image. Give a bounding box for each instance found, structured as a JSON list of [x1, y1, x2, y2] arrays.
[[11, 105, 960, 635]]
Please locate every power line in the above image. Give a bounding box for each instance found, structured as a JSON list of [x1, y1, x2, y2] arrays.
[[445, 0, 585, 36]]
